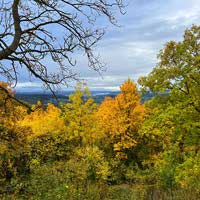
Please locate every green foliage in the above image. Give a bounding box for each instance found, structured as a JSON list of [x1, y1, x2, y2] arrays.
[[138, 25, 200, 193], [1, 26, 200, 199], [65, 146, 110, 182]]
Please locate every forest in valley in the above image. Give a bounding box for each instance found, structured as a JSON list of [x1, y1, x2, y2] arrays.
[[0, 26, 199, 200]]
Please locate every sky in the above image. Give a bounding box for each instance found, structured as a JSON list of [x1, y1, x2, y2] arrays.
[[15, 0, 200, 92]]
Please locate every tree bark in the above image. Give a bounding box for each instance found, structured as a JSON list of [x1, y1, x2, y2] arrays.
[[0, 0, 22, 60]]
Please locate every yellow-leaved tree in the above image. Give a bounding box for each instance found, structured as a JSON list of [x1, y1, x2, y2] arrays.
[[19, 102, 65, 140], [61, 84, 103, 145], [61, 84, 110, 183], [18, 102, 67, 162], [0, 82, 31, 189], [97, 79, 146, 159]]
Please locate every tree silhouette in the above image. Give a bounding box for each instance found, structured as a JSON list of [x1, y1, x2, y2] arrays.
[[0, 0, 124, 91]]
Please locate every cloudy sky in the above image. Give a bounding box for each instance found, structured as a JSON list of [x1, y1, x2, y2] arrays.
[[16, 0, 200, 92]]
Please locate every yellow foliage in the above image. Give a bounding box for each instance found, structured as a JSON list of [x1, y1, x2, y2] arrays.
[[19, 103, 65, 140], [0, 82, 28, 128], [97, 79, 146, 157], [62, 85, 103, 145], [66, 146, 110, 181]]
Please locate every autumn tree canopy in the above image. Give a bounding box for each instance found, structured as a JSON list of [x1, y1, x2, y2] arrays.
[[138, 25, 200, 192], [97, 79, 146, 159], [0, 24, 200, 199]]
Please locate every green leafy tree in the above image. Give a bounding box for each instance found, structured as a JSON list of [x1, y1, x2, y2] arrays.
[[138, 25, 200, 192]]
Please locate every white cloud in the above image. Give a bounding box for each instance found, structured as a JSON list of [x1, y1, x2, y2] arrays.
[[13, 0, 200, 91], [16, 82, 42, 88]]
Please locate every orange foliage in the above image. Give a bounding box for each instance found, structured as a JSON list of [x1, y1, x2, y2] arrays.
[[97, 79, 146, 158]]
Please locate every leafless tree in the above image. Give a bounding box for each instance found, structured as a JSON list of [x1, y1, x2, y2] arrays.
[[0, 0, 124, 92]]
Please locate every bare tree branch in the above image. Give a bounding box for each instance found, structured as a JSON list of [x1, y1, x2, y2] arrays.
[[0, 0, 125, 91]]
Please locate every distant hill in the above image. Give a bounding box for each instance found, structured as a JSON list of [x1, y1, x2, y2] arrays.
[[15, 91, 155, 106]]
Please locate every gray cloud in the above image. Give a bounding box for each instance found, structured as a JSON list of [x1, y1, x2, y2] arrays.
[[14, 0, 200, 91]]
